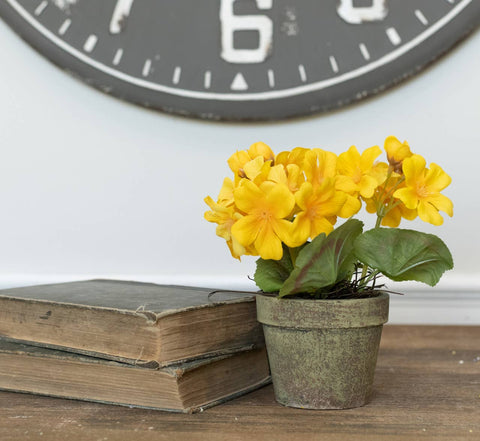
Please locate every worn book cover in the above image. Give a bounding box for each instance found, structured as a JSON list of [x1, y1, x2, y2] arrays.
[[0, 339, 270, 413], [0, 280, 264, 367]]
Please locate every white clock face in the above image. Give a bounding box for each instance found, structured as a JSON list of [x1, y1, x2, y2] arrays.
[[1, 0, 479, 120]]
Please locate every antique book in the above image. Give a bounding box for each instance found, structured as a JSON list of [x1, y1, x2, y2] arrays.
[[0, 340, 270, 413], [0, 280, 263, 367]]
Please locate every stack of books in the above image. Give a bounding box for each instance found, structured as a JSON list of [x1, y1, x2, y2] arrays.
[[0, 279, 269, 412]]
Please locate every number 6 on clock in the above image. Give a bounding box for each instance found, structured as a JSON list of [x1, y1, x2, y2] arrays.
[[220, 0, 273, 64]]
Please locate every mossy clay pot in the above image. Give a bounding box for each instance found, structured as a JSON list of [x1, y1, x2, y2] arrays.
[[256, 293, 389, 409]]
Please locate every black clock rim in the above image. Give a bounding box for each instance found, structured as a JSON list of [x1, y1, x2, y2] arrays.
[[0, 1, 479, 121]]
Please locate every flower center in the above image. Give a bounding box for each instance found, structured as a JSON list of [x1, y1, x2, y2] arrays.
[[353, 167, 362, 184], [259, 210, 272, 221], [416, 185, 430, 199]]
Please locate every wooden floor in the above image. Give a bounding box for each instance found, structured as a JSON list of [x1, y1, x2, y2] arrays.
[[1, 325, 479, 441]]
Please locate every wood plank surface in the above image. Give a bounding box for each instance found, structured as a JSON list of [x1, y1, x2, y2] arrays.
[[1, 325, 479, 441]]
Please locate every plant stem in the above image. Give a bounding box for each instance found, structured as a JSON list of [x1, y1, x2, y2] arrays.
[[288, 247, 297, 267], [362, 269, 380, 286]]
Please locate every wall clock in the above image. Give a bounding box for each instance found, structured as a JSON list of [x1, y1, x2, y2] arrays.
[[0, 0, 479, 120]]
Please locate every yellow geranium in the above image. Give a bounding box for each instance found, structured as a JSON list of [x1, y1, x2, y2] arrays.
[[268, 163, 304, 193], [336, 145, 386, 198], [364, 176, 417, 227], [217, 177, 235, 206], [227, 142, 275, 183], [290, 179, 346, 245], [240, 156, 273, 185], [275, 147, 308, 168], [303, 148, 337, 188], [231, 180, 295, 260], [204, 196, 248, 259], [248, 141, 275, 163], [393, 155, 453, 226], [205, 139, 453, 264], [384, 136, 413, 174]]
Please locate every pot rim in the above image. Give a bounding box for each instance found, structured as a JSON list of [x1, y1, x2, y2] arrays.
[[256, 292, 389, 329]]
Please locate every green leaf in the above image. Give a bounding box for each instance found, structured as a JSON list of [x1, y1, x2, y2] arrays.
[[254, 245, 295, 293], [354, 228, 453, 286], [279, 219, 364, 297]]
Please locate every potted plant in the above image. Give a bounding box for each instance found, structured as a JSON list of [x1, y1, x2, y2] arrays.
[[204, 137, 453, 409]]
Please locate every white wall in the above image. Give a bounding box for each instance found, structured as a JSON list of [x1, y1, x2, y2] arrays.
[[1, 19, 479, 323]]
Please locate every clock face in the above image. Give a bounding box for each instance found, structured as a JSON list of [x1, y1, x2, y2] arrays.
[[1, 0, 479, 120]]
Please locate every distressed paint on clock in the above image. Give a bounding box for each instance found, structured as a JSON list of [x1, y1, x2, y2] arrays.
[[0, 0, 479, 120]]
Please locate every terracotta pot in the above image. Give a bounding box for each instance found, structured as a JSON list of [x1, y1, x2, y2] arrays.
[[256, 293, 389, 409]]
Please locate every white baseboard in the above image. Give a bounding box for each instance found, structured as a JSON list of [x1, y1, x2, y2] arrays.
[[0, 273, 479, 325]]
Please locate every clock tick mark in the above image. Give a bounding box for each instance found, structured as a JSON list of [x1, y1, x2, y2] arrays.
[[298, 64, 307, 82], [329, 56, 339, 74], [58, 19, 71, 36], [83, 34, 98, 53], [386, 27, 402, 46], [231, 73, 248, 91], [34, 1, 48, 16], [113, 48, 123, 66], [204, 71, 212, 89], [267, 69, 275, 88], [172, 67, 182, 85], [359, 43, 370, 61], [142, 59, 152, 77], [415, 10, 429, 26]]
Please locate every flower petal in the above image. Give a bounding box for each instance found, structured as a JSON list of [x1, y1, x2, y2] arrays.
[[231, 215, 259, 246], [243, 156, 266, 181], [418, 201, 444, 226], [289, 212, 311, 246], [337, 146, 360, 176], [310, 217, 335, 238], [394, 187, 419, 210], [428, 193, 453, 217], [233, 180, 263, 213], [254, 223, 283, 260], [358, 175, 379, 198], [267, 164, 288, 185], [425, 163, 452, 192], [335, 175, 358, 194], [273, 218, 296, 247], [338, 194, 361, 218], [304, 149, 337, 186], [360, 145, 382, 171], [248, 142, 274, 162], [381, 206, 402, 228], [228, 150, 251, 174], [263, 183, 295, 218], [295, 182, 313, 211], [319, 191, 347, 217], [217, 178, 235, 205], [402, 155, 426, 187]]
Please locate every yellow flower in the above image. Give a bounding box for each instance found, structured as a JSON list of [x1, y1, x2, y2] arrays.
[[248, 141, 275, 163], [268, 163, 304, 193], [204, 196, 247, 259], [242, 156, 272, 185], [231, 180, 295, 260], [365, 176, 417, 227], [384, 136, 413, 174], [227, 142, 274, 182], [393, 155, 453, 226], [227, 150, 251, 176], [275, 147, 308, 168], [290, 180, 346, 245], [217, 177, 235, 206], [303, 148, 337, 188], [336, 145, 386, 198]]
